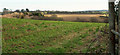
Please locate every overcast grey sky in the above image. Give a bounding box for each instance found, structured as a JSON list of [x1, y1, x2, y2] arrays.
[[0, 0, 108, 11]]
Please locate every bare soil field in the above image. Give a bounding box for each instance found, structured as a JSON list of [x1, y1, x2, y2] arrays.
[[2, 13, 108, 23], [45, 14, 107, 22]]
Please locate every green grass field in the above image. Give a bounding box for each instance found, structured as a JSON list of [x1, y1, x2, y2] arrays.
[[2, 18, 106, 53]]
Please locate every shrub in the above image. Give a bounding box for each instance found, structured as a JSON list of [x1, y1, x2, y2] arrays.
[[31, 12, 44, 17]]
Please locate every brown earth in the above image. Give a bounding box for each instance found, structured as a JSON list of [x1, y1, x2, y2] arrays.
[[45, 14, 108, 22], [2, 13, 108, 23]]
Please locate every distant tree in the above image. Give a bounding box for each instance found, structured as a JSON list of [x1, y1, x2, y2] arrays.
[[15, 10, 20, 12], [26, 8, 29, 12], [3, 8, 10, 14], [21, 9, 25, 12], [102, 11, 108, 17], [3, 8, 8, 11], [44, 12, 47, 14], [36, 10, 40, 12]]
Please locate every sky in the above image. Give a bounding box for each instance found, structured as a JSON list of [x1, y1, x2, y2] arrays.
[[0, 0, 108, 12]]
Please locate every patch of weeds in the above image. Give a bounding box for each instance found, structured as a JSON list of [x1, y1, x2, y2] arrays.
[[93, 36, 96, 37], [93, 32, 96, 34], [78, 42, 84, 45], [82, 48, 88, 53], [90, 48, 96, 51], [34, 23, 38, 26], [17, 49, 28, 53], [44, 25, 48, 28], [89, 29, 93, 32], [63, 42, 75, 48], [64, 31, 69, 34], [41, 22, 45, 25], [52, 24, 56, 27], [96, 27, 99, 32], [78, 37, 82, 40], [47, 47, 66, 53], [80, 33, 89, 38]]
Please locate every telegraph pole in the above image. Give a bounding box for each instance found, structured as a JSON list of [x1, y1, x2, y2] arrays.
[[118, 0, 120, 54], [109, 0, 116, 55]]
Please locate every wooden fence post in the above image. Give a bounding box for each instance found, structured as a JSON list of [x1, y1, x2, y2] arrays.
[[118, 0, 120, 54], [109, 0, 116, 55]]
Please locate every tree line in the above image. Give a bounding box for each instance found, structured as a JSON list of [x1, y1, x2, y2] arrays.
[[2, 8, 108, 15]]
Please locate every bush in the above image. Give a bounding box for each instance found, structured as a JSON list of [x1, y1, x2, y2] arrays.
[[32, 13, 44, 17]]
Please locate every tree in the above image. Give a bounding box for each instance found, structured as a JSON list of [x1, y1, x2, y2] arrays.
[[3, 8, 8, 11], [21, 9, 25, 12], [102, 11, 108, 17], [3, 8, 9, 14], [36, 10, 40, 12], [15, 10, 20, 12], [26, 8, 29, 12]]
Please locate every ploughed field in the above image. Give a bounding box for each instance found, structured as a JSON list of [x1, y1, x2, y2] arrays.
[[44, 14, 106, 22], [2, 18, 106, 53]]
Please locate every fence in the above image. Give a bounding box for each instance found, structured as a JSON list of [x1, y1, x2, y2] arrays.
[[109, 0, 120, 55]]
